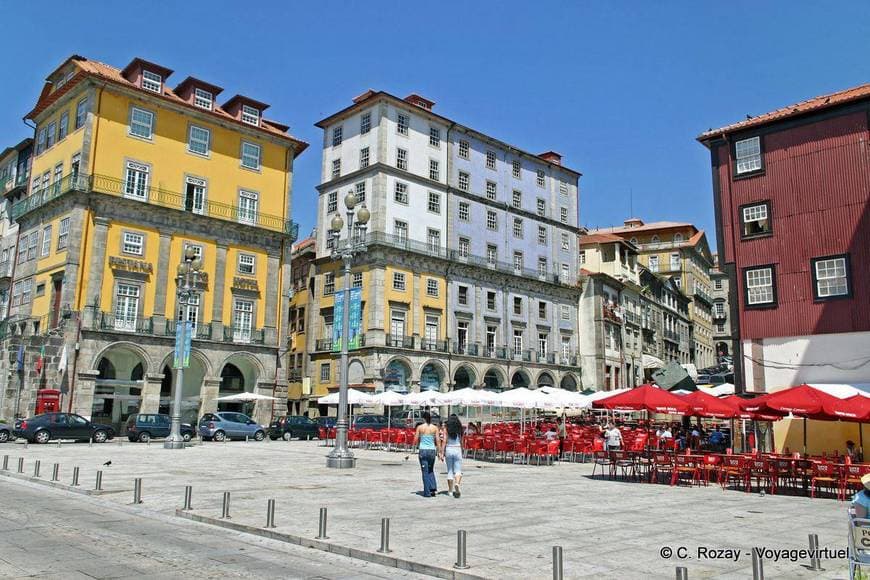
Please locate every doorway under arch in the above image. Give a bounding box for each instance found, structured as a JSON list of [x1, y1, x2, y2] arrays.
[[92, 344, 147, 432], [483, 368, 505, 391], [560, 374, 578, 391], [511, 370, 530, 389], [537, 371, 555, 388], [453, 366, 476, 390]]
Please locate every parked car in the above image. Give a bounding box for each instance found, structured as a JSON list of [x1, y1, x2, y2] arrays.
[[269, 415, 319, 440], [125, 413, 194, 443], [351, 415, 390, 431], [0, 422, 14, 443], [198, 412, 265, 442], [13, 413, 115, 444], [316, 416, 337, 429], [390, 409, 441, 428]]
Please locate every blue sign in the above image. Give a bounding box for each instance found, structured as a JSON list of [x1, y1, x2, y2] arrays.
[[332, 291, 344, 352], [348, 287, 362, 349], [174, 321, 193, 369]]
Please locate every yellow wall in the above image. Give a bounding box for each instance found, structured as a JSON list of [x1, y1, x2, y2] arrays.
[[773, 417, 863, 456], [30, 91, 88, 182]]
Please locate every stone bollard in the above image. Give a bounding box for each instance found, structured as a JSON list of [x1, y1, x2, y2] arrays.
[[454, 530, 470, 570], [553, 546, 563, 580], [266, 499, 276, 528], [221, 491, 231, 519], [51, 463, 59, 481], [72, 466, 80, 486], [316, 507, 328, 539], [33, 460, 41, 478], [378, 517, 391, 553], [183, 485, 193, 510], [133, 478, 142, 504]]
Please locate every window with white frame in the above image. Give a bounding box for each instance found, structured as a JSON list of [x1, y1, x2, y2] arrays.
[[183, 242, 203, 262], [812, 255, 850, 299], [360, 146, 369, 169], [714, 302, 725, 317], [514, 296, 523, 315], [360, 112, 371, 134], [188, 125, 210, 156], [714, 278, 723, 290], [670, 252, 680, 271], [332, 126, 343, 147], [241, 141, 261, 170], [648, 255, 659, 272], [323, 272, 335, 295], [512, 190, 522, 208], [233, 299, 254, 341], [513, 329, 523, 352], [427, 228, 440, 251], [238, 253, 256, 275], [352, 272, 363, 288], [486, 210, 497, 230], [327, 191, 337, 213], [458, 201, 469, 221], [426, 278, 438, 297], [184, 176, 206, 214], [396, 148, 407, 170], [513, 251, 523, 273], [194, 88, 213, 109], [429, 159, 439, 181], [122, 232, 144, 256], [538, 332, 549, 355], [486, 244, 497, 265], [537, 198, 546, 216], [397, 113, 409, 135], [320, 363, 330, 382], [459, 140, 469, 159], [458, 237, 469, 258], [512, 160, 521, 178], [538, 225, 547, 245], [124, 161, 149, 200], [75, 97, 88, 129], [486, 181, 497, 200], [241, 105, 260, 126], [745, 266, 775, 306], [561, 262, 569, 281], [59, 111, 69, 140], [538, 257, 547, 277], [578, 250, 586, 265], [561, 304, 570, 320], [394, 182, 408, 204], [735, 136, 762, 174], [238, 190, 258, 224], [141, 70, 162, 93], [355, 181, 366, 204], [40, 225, 52, 257], [561, 232, 569, 251], [537, 169, 545, 187], [458, 171, 470, 191], [428, 191, 440, 214], [129, 107, 154, 139], [26, 231, 38, 260], [394, 220, 408, 242], [57, 217, 70, 250], [513, 217, 523, 238], [114, 284, 140, 331], [562, 336, 571, 358], [177, 293, 200, 332], [331, 158, 341, 178], [486, 150, 496, 170], [560, 207, 568, 223], [487, 292, 496, 310], [741, 202, 771, 237], [36, 128, 46, 155], [393, 272, 406, 291], [429, 126, 440, 147]]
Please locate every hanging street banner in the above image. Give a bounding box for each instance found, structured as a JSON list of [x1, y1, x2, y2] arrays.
[[348, 287, 362, 349], [332, 291, 344, 352], [174, 320, 193, 369]]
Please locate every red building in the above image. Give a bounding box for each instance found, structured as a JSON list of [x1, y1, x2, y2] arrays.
[[698, 83, 870, 393]]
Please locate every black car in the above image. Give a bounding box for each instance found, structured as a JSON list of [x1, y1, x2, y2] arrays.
[[269, 415, 319, 440], [13, 413, 115, 444], [0, 422, 14, 443], [125, 413, 194, 443], [351, 415, 390, 431]]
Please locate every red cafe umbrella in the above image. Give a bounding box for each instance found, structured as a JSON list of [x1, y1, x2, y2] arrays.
[[681, 390, 738, 419], [820, 394, 870, 422], [593, 384, 691, 415], [721, 395, 783, 421], [763, 384, 842, 416]]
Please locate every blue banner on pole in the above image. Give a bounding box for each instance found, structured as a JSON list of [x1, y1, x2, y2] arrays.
[[348, 287, 362, 349], [332, 291, 344, 352], [173, 321, 193, 369]]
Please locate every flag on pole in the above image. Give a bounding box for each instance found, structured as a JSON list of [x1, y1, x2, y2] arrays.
[[58, 346, 68, 374], [35, 346, 45, 375]]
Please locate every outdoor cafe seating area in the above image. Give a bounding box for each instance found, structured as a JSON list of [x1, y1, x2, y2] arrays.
[[317, 382, 870, 499]]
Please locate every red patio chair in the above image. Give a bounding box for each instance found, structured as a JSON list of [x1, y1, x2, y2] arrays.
[[841, 464, 870, 501], [747, 459, 777, 495], [592, 450, 613, 479], [650, 453, 673, 484], [612, 450, 636, 480], [719, 456, 748, 491], [700, 454, 721, 486], [671, 454, 701, 487], [810, 462, 841, 499]]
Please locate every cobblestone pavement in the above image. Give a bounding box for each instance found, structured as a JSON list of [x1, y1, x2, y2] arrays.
[[0, 438, 851, 578]]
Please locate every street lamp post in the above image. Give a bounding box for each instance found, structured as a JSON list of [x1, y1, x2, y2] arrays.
[[165, 246, 203, 449], [326, 190, 370, 469]]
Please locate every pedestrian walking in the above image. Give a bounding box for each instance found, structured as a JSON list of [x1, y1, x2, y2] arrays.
[[414, 411, 440, 497], [444, 414, 464, 498], [557, 416, 568, 459]]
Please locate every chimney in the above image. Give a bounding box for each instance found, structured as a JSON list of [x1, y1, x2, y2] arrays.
[[538, 151, 562, 165], [404, 94, 435, 110], [623, 218, 644, 228]]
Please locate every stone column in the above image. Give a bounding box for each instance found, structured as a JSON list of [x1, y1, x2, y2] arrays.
[[151, 233, 173, 335], [198, 377, 221, 418], [81, 217, 111, 327], [60, 205, 89, 311], [367, 267, 386, 345], [139, 373, 164, 414], [73, 370, 99, 419], [263, 253, 280, 346], [254, 381, 276, 425], [411, 272, 421, 343], [210, 243, 228, 340]]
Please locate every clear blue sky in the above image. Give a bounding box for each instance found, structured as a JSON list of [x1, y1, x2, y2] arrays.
[[2, 1, 869, 248]]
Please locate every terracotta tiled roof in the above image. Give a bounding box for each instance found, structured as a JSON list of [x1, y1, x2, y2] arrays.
[[580, 233, 626, 245], [591, 220, 693, 235], [698, 82, 870, 140], [25, 56, 307, 154]]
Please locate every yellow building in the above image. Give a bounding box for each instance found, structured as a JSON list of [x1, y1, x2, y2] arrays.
[[285, 237, 315, 413], [2, 55, 306, 428], [589, 218, 716, 369]]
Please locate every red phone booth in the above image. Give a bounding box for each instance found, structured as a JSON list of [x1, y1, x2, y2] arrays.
[[35, 389, 61, 414]]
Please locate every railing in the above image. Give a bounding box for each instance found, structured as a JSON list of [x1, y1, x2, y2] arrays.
[[713, 309, 727, 320], [365, 231, 574, 288], [693, 288, 713, 306], [288, 369, 303, 381], [386, 334, 414, 349], [624, 311, 641, 326], [0, 260, 12, 279], [97, 311, 154, 334], [224, 325, 265, 344], [452, 342, 480, 356], [315, 338, 333, 352], [603, 304, 622, 324], [419, 339, 448, 352], [663, 329, 680, 343], [2, 174, 28, 194], [11, 173, 298, 239], [165, 320, 213, 340]]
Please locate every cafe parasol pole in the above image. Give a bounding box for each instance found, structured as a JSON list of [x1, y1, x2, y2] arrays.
[[803, 416, 807, 456]]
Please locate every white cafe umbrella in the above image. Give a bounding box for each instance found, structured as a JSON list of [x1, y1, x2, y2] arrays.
[[317, 388, 374, 405], [371, 390, 406, 429], [216, 392, 280, 402], [403, 390, 441, 406]]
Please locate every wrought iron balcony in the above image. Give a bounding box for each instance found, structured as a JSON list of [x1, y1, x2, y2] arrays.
[[96, 311, 155, 334], [419, 338, 449, 352], [452, 342, 480, 356], [624, 311, 642, 326], [165, 320, 213, 340], [223, 325, 265, 345], [287, 369, 303, 381], [315, 338, 333, 352], [386, 334, 414, 349], [663, 329, 680, 343], [11, 173, 298, 238]]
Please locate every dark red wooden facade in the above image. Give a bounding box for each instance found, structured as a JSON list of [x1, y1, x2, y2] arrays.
[[704, 106, 870, 341]]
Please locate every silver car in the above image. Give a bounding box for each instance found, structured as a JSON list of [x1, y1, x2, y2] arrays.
[[198, 412, 265, 442]]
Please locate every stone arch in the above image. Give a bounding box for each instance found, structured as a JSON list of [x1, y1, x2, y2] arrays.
[[560, 373, 579, 391], [157, 348, 210, 421], [483, 366, 506, 390], [216, 350, 266, 382], [348, 358, 365, 385], [90, 341, 153, 376], [159, 347, 214, 379], [452, 364, 477, 390], [90, 342, 151, 432], [536, 370, 556, 388], [419, 359, 447, 392], [511, 369, 531, 388], [383, 356, 412, 393]]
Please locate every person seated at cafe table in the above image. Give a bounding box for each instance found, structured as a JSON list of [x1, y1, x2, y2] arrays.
[[847, 440, 862, 463], [707, 427, 726, 452], [852, 474, 870, 518]]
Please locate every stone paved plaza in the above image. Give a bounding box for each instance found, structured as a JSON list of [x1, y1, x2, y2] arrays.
[[0, 439, 852, 579]]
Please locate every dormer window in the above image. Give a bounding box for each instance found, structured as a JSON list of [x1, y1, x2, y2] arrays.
[[194, 88, 213, 110], [241, 105, 260, 126], [142, 70, 162, 93]]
